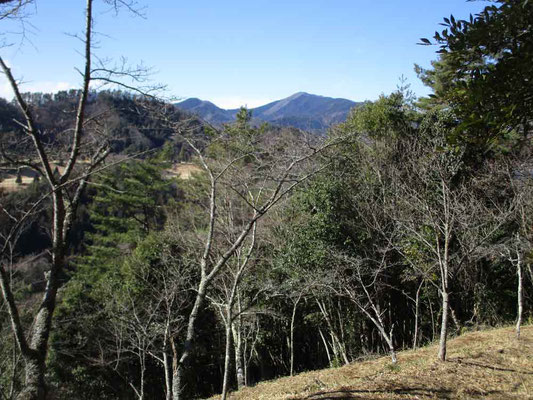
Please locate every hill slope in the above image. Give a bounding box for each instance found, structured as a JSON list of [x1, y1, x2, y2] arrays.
[[209, 326, 533, 399], [175, 98, 235, 124], [175, 92, 360, 132]]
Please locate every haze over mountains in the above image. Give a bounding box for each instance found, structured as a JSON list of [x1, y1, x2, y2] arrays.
[[175, 92, 361, 132]]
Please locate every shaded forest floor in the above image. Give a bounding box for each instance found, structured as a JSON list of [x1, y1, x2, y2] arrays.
[[209, 325, 533, 399]]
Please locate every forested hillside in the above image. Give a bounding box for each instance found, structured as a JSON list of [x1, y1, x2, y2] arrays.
[[0, 1, 532, 400]]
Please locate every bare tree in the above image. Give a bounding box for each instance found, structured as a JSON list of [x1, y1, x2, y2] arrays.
[[333, 253, 398, 364], [104, 254, 190, 400], [504, 166, 533, 340], [501, 234, 528, 339], [208, 222, 257, 400], [159, 115, 345, 399], [392, 135, 511, 362], [0, 1, 156, 397]]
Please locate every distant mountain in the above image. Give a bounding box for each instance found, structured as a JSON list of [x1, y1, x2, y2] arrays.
[[176, 98, 235, 125], [175, 92, 361, 132]]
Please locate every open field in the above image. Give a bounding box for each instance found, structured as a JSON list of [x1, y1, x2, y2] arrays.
[[0, 163, 67, 192], [164, 162, 203, 180], [0, 176, 37, 192], [208, 326, 533, 400], [0, 162, 203, 194]]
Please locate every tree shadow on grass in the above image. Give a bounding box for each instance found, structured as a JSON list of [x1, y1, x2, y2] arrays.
[[451, 358, 533, 375], [291, 386, 505, 399]]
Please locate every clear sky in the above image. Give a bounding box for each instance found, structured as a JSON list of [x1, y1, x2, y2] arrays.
[[0, 0, 488, 109]]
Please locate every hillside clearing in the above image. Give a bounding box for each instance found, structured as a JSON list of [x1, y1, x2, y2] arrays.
[[164, 162, 203, 180], [208, 326, 533, 400]]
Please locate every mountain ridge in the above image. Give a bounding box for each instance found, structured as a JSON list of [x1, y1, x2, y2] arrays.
[[175, 92, 361, 132]]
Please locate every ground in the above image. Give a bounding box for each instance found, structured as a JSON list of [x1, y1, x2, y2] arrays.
[[164, 162, 203, 180], [0, 162, 203, 193], [209, 325, 533, 399]]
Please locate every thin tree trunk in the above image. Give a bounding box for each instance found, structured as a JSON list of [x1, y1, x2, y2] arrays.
[[438, 289, 449, 362], [139, 350, 145, 400], [428, 288, 436, 342], [381, 331, 397, 364], [10, 331, 20, 399], [289, 294, 302, 376], [172, 279, 207, 400], [244, 319, 260, 388], [438, 179, 451, 363], [450, 306, 461, 333], [350, 271, 396, 364], [516, 252, 523, 339], [371, 320, 396, 364], [163, 351, 172, 400], [318, 328, 332, 366], [413, 281, 423, 350], [221, 322, 232, 400], [232, 320, 245, 389], [316, 299, 349, 365]]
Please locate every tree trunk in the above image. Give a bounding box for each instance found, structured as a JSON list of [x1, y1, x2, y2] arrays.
[[172, 365, 183, 400], [17, 353, 45, 400], [289, 296, 301, 376], [18, 194, 66, 399], [413, 281, 422, 349], [516, 253, 523, 339], [438, 290, 449, 362], [231, 321, 245, 389], [163, 351, 172, 400], [318, 328, 332, 366], [373, 323, 396, 364], [450, 306, 461, 333], [316, 299, 349, 366], [385, 337, 397, 364], [221, 323, 232, 400], [428, 291, 436, 342], [172, 279, 207, 400], [139, 352, 145, 400]]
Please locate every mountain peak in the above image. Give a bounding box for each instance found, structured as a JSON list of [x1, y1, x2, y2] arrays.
[[175, 93, 362, 132], [287, 92, 309, 99]]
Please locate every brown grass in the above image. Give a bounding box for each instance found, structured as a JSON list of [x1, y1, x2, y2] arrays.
[[0, 161, 202, 193], [0, 163, 67, 193], [0, 176, 36, 192], [165, 162, 203, 180], [207, 326, 533, 400]]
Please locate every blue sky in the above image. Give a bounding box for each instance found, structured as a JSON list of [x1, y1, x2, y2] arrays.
[[0, 0, 488, 108]]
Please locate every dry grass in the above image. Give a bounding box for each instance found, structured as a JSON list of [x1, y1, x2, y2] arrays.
[[0, 163, 67, 193], [208, 326, 533, 400], [165, 162, 203, 180], [0, 161, 202, 193], [0, 176, 36, 192]]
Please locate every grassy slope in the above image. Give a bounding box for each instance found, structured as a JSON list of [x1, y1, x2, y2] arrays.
[[209, 326, 533, 399]]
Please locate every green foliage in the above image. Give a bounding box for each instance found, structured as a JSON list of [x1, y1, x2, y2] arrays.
[[207, 107, 264, 162], [75, 158, 172, 282], [341, 91, 416, 139], [274, 176, 354, 282], [418, 0, 533, 147], [49, 158, 179, 398]]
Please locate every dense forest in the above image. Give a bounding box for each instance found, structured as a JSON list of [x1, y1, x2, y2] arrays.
[[0, 0, 532, 399]]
